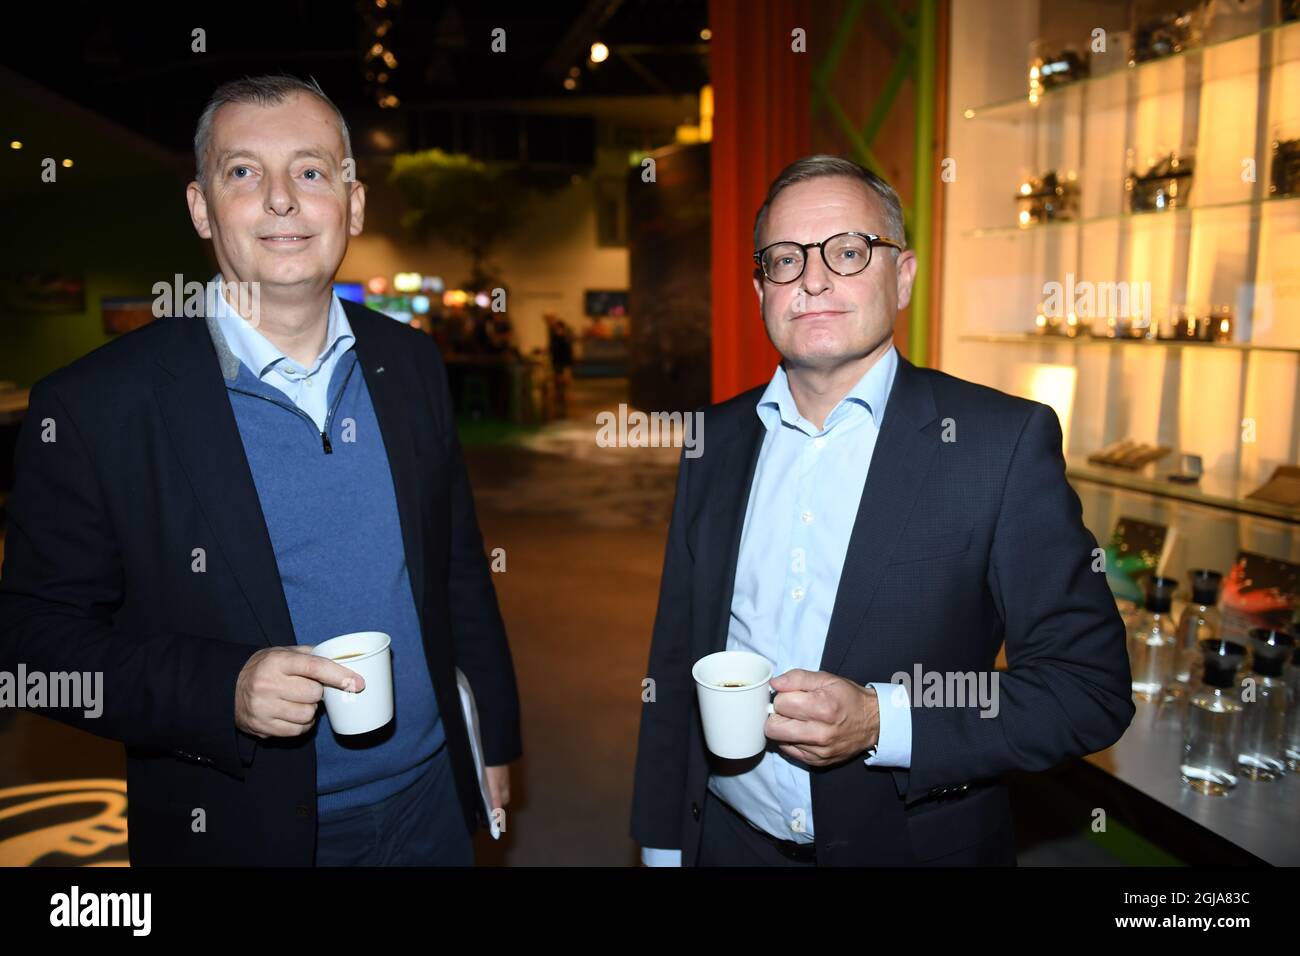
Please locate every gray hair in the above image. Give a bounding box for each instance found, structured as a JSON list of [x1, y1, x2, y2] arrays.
[[193, 75, 353, 186], [753, 154, 907, 252]]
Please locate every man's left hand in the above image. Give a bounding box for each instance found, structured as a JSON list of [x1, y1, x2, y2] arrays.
[[766, 669, 879, 767]]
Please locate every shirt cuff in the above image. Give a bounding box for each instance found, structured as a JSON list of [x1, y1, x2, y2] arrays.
[[641, 847, 683, 867], [863, 681, 912, 768]]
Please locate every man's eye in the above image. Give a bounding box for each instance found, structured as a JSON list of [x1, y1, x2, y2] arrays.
[[231, 166, 251, 179], [303, 168, 321, 180], [841, 249, 859, 259]]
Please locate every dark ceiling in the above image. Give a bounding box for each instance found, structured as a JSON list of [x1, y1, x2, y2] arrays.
[[0, 0, 709, 166]]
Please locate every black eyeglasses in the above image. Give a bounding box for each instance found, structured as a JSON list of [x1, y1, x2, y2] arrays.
[[753, 231, 904, 284]]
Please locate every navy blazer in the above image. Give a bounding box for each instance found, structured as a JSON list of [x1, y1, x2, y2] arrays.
[[630, 353, 1134, 865], [0, 301, 522, 865]]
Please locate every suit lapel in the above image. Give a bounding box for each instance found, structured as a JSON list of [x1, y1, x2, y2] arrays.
[[705, 409, 766, 656], [819, 355, 940, 675], [155, 316, 295, 647], [346, 303, 428, 619]]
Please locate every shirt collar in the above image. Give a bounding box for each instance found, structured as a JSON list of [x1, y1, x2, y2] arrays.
[[209, 275, 354, 380], [756, 343, 898, 435]]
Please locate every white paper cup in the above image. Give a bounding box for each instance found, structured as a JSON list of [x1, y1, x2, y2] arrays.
[[693, 651, 775, 759], [311, 631, 393, 735]]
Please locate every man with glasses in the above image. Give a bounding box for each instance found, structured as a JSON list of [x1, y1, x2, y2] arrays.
[[631, 155, 1134, 866]]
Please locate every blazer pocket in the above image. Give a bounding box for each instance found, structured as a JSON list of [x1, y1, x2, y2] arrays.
[[905, 783, 1011, 862], [887, 523, 973, 566]]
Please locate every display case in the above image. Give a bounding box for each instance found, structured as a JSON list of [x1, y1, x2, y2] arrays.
[[941, 0, 1300, 862], [944, 0, 1300, 570]]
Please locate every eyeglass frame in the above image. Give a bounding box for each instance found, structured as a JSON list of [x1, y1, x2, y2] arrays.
[[752, 231, 904, 284]]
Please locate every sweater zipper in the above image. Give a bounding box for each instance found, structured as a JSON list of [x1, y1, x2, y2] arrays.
[[228, 356, 358, 455], [319, 358, 358, 454]]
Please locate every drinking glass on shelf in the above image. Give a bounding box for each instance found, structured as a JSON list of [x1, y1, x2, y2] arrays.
[[1237, 628, 1294, 781], [1182, 639, 1247, 795], [1175, 569, 1222, 688]]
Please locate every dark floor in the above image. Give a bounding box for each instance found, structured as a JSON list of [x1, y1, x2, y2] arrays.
[[0, 377, 1127, 866]]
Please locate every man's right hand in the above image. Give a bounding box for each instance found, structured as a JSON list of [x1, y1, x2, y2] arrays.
[[235, 645, 365, 738]]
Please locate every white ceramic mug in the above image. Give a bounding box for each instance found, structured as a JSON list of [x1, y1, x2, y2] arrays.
[[693, 650, 775, 759], [311, 631, 394, 735]]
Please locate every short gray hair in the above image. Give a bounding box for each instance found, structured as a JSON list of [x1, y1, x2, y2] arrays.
[[193, 75, 353, 185], [753, 154, 906, 252]]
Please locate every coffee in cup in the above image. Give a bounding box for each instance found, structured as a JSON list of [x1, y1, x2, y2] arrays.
[[311, 631, 394, 735], [693, 650, 775, 759]]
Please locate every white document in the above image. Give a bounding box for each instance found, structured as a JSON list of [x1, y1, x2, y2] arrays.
[[455, 667, 501, 840]]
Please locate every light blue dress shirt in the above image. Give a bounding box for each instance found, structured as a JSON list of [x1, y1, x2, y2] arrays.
[[642, 344, 913, 867], [208, 275, 355, 430]]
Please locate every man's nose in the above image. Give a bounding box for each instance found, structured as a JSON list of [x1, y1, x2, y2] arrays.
[[799, 253, 834, 296], [263, 171, 297, 217]]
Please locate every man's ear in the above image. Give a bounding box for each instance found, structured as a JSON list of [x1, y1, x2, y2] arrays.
[[348, 181, 366, 236], [894, 249, 919, 311], [186, 181, 212, 239], [752, 270, 764, 306]]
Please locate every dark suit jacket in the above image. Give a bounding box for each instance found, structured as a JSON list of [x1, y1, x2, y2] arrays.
[[630, 352, 1134, 865], [0, 301, 522, 865]]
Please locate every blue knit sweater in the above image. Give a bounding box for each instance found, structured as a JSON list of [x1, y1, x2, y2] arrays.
[[222, 349, 445, 814]]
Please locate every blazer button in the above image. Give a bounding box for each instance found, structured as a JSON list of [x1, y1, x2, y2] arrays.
[[691, 802, 700, 821], [295, 803, 312, 819]]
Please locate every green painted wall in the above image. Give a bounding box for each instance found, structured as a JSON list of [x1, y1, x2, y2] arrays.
[[0, 183, 211, 387], [1, 80, 212, 387]]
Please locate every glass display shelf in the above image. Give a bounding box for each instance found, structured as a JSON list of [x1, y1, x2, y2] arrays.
[[967, 194, 1300, 240], [959, 332, 1300, 355], [1063, 454, 1300, 526], [1085, 698, 1300, 867], [963, 19, 1300, 126]]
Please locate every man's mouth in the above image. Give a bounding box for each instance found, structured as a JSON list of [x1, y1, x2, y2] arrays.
[[792, 309, 847, 320], [258, 234, 313, 244]]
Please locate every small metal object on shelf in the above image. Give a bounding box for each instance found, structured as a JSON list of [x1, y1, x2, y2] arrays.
[[1211, 305, 1233, 342], [1015, 170, 1079, 226], [1168, 453, 1203, 484], [1032, 307, 1083, 337], [1271, 138, 1300, 197], [1127, 152, 1195, 211], [1028, 48, 1089, 98], [1129, 6, 1204, 63], [1162, 304, 1232, 341]]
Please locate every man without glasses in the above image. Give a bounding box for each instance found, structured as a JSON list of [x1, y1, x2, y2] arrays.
[[0, 75, 521, 865]]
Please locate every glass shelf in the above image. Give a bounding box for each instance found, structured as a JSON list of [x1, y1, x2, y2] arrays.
[[959, 333, 1300, 355], [966, 194, 1300, 239], [963, 19, 1300, 125], [1064, 454, 1300, 526]]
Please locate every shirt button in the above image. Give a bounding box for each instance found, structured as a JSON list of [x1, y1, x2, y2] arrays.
[[305, 378, 313, 387], [801, 511, 814, 524], [813, 437, 826, 449], [792, 586, 805, 601]]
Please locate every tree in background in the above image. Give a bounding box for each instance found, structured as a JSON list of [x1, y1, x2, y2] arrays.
[[389, 149, 565, 290]]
